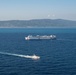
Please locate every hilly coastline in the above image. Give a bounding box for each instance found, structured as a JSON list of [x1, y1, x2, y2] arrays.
[[0, 19, 76, 28]]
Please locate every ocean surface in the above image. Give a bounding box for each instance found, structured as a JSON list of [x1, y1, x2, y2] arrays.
[[0, 28, 76, 75]]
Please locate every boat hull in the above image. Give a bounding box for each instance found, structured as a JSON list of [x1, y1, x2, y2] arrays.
[[25, 35, 56, 40]]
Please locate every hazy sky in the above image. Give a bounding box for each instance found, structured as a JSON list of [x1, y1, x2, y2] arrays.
[[0, 0, 76, 20]]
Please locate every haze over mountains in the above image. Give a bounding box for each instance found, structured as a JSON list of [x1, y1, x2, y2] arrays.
[[0, 19, 76, 28]]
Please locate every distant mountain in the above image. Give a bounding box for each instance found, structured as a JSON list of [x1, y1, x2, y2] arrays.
[[0, 19, 76, 28]]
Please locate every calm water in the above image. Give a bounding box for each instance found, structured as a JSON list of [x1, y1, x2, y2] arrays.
[[0, 28, 76, 75]]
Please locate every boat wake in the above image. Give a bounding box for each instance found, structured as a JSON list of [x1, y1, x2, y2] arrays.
[[0, 52, 40, 60], [57, 39, 76, 42]]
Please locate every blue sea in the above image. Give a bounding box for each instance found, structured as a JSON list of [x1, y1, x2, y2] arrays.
[[0, 28, 76, 75]]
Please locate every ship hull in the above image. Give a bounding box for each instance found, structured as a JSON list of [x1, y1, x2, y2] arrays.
[[25, 35, 56, 40]]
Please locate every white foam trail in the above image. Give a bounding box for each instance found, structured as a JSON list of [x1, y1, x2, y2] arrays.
[[0, 52, 40, 60], [57, 39, 76, 42]]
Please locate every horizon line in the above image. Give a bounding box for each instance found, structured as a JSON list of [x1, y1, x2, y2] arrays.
[[0, 18, 76, 21]]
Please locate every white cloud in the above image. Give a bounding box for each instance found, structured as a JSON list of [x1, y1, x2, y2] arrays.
[[52, 14, 55, 17], [47, 14, 51, 17]]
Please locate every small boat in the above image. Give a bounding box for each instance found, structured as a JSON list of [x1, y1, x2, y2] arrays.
[[25, 54, 40, 60]]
